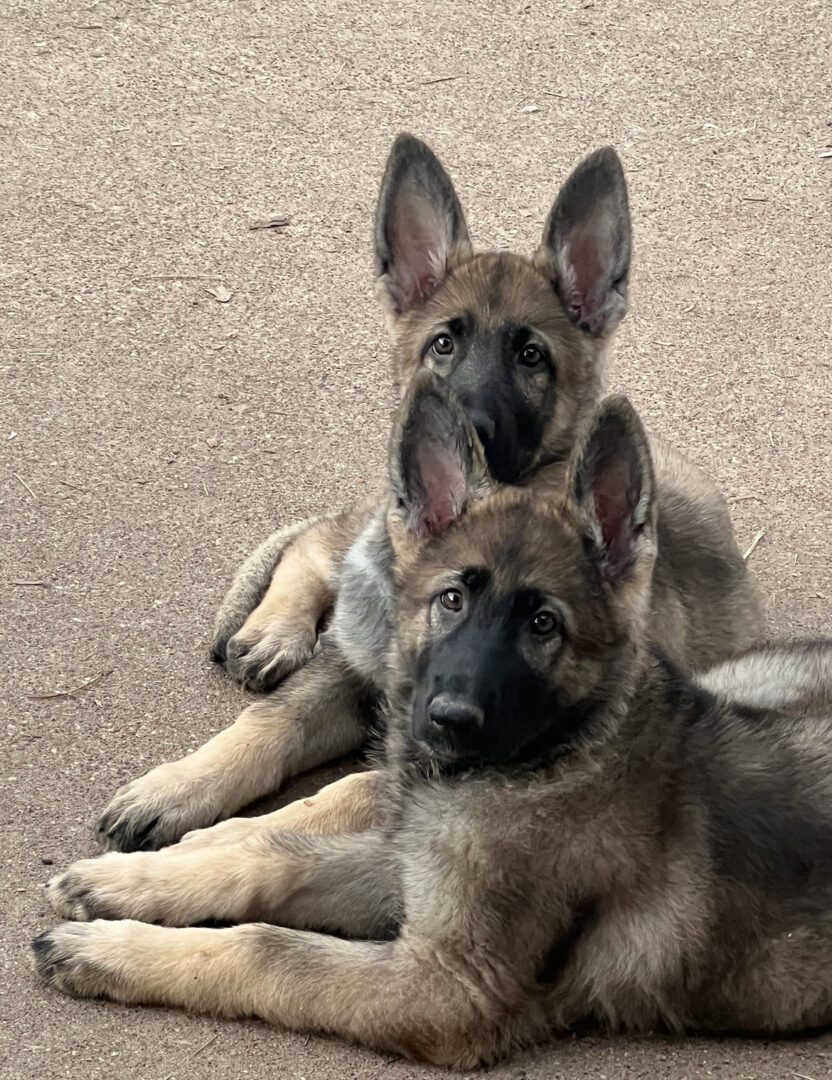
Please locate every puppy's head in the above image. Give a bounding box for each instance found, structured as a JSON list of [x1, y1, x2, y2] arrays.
[[388, 375, 656, 771], [374, 134, 632, 482]]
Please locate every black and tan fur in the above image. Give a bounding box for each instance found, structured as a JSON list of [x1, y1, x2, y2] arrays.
[[36, 386, 832, 1067], [94, 136, 761, 853]]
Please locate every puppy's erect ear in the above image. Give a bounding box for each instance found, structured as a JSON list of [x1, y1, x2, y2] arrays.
[[534, 147, 631, 337], [390, 370, 492, 539], [567, 395, 654, 585], [375, 134, 472, 314]]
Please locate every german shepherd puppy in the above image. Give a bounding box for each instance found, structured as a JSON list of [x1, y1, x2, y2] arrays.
[[94, 136, 760, 852], [37, 383, 832, 1068]]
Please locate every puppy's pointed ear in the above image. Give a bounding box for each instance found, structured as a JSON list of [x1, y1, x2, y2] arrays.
[[390, 370, 492, 539], [534, 147, 631, 337], [567, 395, 654, 585], [375, 134, 472, 314]]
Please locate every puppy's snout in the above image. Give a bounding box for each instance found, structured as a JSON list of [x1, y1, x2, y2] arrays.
[[427, 694, 485, 733]]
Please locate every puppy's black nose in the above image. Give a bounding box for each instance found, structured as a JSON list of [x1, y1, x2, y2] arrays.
[[428, 694, 485, 732]]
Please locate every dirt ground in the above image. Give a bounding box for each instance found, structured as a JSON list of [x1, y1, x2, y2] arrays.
[[2, 0, 830, 1077]]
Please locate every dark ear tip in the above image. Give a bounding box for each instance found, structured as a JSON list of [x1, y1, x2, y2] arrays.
[[594, 393, 642, 435], [594, 145, 623, 167], [391, 131, 423, 146], [407, 366, 445, 397], [388, 132, 435, 163], [397, 371, 475, 455], [582, 145, 626, 187]]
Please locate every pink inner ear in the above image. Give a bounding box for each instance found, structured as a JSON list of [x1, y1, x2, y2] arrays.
[[417, 445, 466, 536], [568, 230, 603, 305], [560, 209, 616, 328], [392, 199, 447, 307], [593, 458, 632, 544], [594, 490, 628, 547]]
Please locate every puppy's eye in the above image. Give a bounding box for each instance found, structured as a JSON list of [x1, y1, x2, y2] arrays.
[[432, 334, 454, 356], [439, 588, 464, 612], [530, 610, 559, 636], [519, 343, 544, 368]]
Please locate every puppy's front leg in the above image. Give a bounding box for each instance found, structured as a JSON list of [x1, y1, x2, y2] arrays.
[[33, 920, 532, 1067], [97, 639, 372, 852], [48, 828, 399, 938], [178, 769, 384, 849], [218, 511, 368, 692]]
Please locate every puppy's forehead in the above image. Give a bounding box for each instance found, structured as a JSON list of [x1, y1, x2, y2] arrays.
[[414, 495, 583, 595], [413, 253, 572, 336]]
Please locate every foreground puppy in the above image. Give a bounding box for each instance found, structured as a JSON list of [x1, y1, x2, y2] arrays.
[[36, 385, 832, 1067], [96, 138, 761, 852]]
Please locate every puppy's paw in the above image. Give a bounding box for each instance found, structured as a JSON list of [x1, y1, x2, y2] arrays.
[[47, 847, 220, 925], [96, 764, 224, 852], [47, 852, 155, 922], [32, 921, 136, 1000], [223, 615, 319, 692]]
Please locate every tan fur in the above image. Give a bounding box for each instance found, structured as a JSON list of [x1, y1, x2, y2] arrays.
[[98, 260, 760, 850], [178, 770, 384, 848], [231, 524, 339, 659], [695, 639, 832, 713], [40, 627, 832, 1067], [221, 506, 374, 689], [392, 253, 607, 468]]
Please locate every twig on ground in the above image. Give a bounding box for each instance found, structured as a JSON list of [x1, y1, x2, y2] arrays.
[[421, 75, 464, 85], [249, 216, 291, 231], [11, 580, 48, 587], [160, 1032, 219, 1078], [138, 274, 220, 282], [29, 668, 115, 701], [743, 526, 767, 561], [191, 1033, 218, 1057], [14, 474, 37, 499]]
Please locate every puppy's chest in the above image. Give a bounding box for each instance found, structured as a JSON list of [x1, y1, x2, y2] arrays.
[[329, 514, 395, 683], [397, 775, 612, 911]]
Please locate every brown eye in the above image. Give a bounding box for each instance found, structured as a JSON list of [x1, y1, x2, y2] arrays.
[[519, 343, 544, 368], [440, 588, 463, 612], [531, 610, 558, 636], [432, 334, 454, 356]]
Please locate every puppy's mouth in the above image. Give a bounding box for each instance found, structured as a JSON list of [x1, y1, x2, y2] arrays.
[[409, 721, 486, 773]]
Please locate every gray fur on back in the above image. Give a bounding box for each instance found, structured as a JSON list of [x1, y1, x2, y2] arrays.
[[329, 512, 396, 684]]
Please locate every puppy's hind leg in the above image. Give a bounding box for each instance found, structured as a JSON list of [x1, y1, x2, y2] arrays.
[[33, 920, 534, 1067], [210, 518, 320, 665]]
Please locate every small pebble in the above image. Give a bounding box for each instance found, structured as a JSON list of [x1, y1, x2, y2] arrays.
[[40, 857, 54, 866]]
